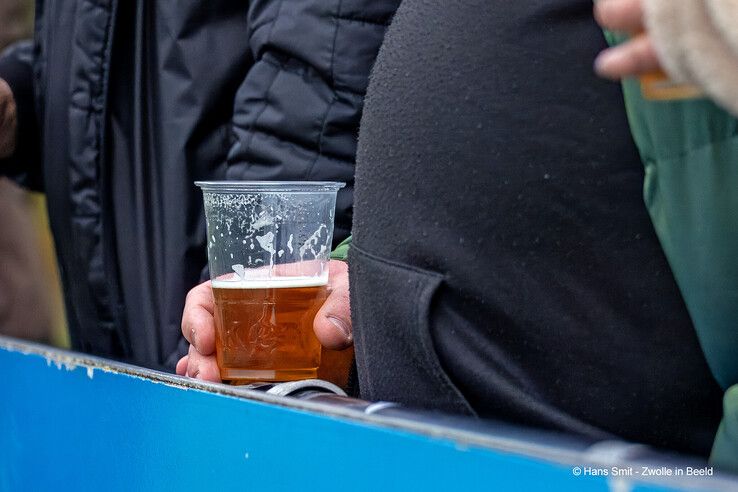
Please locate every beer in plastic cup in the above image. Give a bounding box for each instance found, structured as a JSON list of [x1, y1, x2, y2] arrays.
[[196, 181, 345, 383]]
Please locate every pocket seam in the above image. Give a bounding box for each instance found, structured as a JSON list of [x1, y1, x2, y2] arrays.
[[350, 243, 443, 279], [351, 244, 477, 416], [412, 273, 478, 417]]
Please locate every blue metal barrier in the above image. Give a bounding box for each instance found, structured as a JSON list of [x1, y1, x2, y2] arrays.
[[1, 336, 735, 491]]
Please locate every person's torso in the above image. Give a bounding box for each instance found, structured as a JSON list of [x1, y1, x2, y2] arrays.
[[350, 0, 723, 456], [36, 0, 250, 368]]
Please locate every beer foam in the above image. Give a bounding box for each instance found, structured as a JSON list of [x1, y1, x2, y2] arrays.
[[212, 277, 328, 289]]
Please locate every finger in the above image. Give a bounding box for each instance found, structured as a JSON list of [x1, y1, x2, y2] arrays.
[[181, 281, 213, 344], [185, 345, 221, 382], [314, 261, 352, 350], [0, 79, 12, 116], [181, 280, 216, 355], [0, 79, 17, 159], [594, 0, 644, 33], [175, 355, 189, 376], [594, 35, 660, 80]]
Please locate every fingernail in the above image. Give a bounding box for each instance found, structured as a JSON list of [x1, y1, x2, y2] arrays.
[[328, 316, 352, 342]]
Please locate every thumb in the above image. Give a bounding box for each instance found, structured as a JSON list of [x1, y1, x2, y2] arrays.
[[314, 261, 352, 350]]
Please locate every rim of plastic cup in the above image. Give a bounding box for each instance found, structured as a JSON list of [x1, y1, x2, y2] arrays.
[[195, 181, 345, 193]]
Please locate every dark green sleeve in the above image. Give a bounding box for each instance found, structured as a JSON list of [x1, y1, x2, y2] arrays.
[[601, 27, 738, 473], [330, 235, 351, 261], [602, 29, 626, 47]]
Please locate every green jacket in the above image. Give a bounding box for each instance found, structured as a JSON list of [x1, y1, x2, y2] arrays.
[[604, 30, 738, 471], [330, 236, 352, 261], [617, 79, 738, 471]]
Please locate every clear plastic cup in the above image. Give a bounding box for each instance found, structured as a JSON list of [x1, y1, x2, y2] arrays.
[[195, 181, 345, 383]]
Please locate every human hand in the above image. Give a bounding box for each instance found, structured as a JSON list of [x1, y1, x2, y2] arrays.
[[593, 0, 661, 80], [0, 78, 17, 159], [176, 260, 353, 382], [313, 260, 353, 350], [176, 279, 221, 382]]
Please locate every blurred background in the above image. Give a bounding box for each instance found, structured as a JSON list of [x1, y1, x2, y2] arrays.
[[0, 0, 68, 348]]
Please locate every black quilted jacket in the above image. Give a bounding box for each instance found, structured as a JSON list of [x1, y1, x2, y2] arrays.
[[0, 0, 398, 369]]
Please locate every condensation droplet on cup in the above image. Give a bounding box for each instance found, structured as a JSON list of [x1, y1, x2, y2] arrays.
[[299, 224, 327, 259], [256, 232, 275, 255], [232, 264, 245, 280]]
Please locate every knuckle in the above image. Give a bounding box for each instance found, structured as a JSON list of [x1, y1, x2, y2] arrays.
[[181, 312, 192, 338], [185, 287, 196, 304], [192, 329, 199, 350]]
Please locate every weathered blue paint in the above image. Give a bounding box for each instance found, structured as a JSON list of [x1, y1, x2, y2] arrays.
[[0, 339, 731, 492]]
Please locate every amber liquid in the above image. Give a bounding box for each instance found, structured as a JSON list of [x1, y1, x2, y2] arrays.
[[212, 279, 327, 383], [640, 71, 701, 101]]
